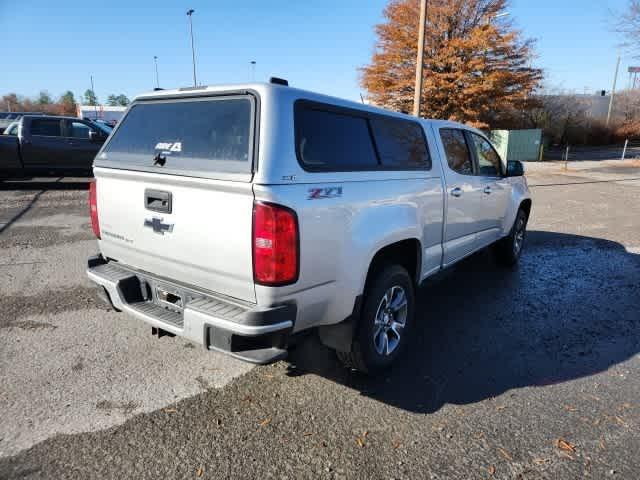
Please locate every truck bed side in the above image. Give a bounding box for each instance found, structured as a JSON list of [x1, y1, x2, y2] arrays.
[[0, 134, 22, 171]]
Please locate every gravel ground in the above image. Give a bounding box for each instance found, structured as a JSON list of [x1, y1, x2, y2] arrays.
[[0, 167, 639, 479], [0, 179, 252, 458]]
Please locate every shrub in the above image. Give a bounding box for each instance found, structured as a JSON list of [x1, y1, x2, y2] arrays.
[[613, 120, 640, 142]]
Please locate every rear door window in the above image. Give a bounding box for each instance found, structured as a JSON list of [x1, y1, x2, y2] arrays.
[[99, 96, 254, 176], [31, 119, 62, 137], [370, 116, 430, 169], [296, 106, 378, 170], [439, 128, 473, 175]]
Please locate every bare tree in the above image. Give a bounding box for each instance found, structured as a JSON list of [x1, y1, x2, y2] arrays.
[[616, 89, 640, 121], [527, 89, 590, 145], [614, 0, 640, 54]]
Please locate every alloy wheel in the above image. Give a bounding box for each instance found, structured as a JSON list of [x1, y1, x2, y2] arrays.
[[513, 216, 526, 255], [372, 285, 408, 356]]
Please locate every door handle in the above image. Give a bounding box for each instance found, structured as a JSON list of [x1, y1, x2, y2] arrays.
[[483, 186, 492, 194], [450, 187, 463, 198], [145, 189, 173, 214]]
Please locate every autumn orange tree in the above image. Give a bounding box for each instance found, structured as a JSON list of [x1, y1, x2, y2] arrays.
[[2, 91, 77, 116], [361, 0, 542, 127]]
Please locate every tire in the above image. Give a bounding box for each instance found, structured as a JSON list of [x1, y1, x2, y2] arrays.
[[494, 208, 528, 266], [337, 264, 415, 374]]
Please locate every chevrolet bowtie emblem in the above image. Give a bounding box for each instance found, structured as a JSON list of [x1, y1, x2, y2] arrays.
[[144, 217, 174, 235]]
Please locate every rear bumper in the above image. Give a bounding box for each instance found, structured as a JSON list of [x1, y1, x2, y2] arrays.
[[86, 255, 294, 364]]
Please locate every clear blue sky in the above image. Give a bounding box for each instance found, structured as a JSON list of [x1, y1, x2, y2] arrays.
[[0, 0, 632, 104]]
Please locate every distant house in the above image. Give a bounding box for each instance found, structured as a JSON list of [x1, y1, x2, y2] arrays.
[[76, 104, 126, 124], [574, 92, 611, 120]]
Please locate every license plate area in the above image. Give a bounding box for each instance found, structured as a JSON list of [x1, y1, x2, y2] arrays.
[[155, 285, 184, 311], [125, 271, 201, 314]]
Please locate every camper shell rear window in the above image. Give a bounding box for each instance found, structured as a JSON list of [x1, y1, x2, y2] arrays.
[[97, 94, 256, 180]]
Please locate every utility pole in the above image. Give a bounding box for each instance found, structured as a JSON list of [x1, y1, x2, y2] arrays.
[[90, 75, 98, 119], [187, 9, 197, 87], [154, 56, 160, 89], [413, 0, 428, 117], [606, 55, 620, 127]]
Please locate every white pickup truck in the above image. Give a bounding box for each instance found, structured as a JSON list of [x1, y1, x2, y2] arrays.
[[87, 80, 531, 373]]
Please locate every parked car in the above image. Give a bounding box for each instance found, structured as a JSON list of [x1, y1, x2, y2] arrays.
[[89, 120, 113, 135], [86, 80, 531, 373], [96, 119, 116, 130], [0, 115, 109, 177], [84, 118, 116, 131]]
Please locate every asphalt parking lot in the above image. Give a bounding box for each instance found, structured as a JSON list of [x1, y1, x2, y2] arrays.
[[1, 162, 639, 479]]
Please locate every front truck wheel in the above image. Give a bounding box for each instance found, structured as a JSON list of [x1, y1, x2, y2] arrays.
[[494, 208, 528, 266], [337, 264, 415, 374]]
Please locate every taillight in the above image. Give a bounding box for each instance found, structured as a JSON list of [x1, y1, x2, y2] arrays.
[[89, 179, 100, 239], [253, 202, 299, 286]]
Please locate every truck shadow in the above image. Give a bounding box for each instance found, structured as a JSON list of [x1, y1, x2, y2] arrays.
[[287, 231, 640, 414]]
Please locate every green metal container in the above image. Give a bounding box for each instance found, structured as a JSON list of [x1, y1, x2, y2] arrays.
[[490, 129, 543, 162]]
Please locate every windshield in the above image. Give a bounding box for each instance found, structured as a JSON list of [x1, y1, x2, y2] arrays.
[[93, 122, 112, 135], [99, 96, 253, 175]]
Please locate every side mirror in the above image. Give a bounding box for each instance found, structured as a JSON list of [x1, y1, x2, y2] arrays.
[[88, 130, 100, 142], [506, 160, 524, 177]]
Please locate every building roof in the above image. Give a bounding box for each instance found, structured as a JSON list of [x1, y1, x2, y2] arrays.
[[77, 105, 127, 112]]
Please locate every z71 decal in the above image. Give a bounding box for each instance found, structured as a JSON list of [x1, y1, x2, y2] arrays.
[[307, 186, 343, 200]]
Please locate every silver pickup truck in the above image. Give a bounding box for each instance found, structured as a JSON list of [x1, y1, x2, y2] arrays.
[[87, 80, 531, 373]]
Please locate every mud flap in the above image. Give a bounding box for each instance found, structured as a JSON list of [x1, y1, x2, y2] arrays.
[[317, 295, 363, 353]]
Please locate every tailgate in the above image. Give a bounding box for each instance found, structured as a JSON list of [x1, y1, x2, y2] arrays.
[[0, 134, 21, 170], [92, 93, 259, 303], [95, 167, 256, 302]]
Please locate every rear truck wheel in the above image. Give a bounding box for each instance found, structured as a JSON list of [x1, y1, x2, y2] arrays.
[[494, 208, 528, 267], [337, 264, 415, 374]]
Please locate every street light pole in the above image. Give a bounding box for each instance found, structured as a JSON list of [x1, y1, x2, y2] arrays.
[[250, 61, 256, 81], [187, 9, 197, 87], [154, 56, 160, 89], [90, 75, 98, 119], [413, 0, 428, 117], [606, 55, 621, 127]]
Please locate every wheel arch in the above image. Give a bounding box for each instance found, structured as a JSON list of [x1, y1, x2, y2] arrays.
[[502, 181, 532, 236], [362, 238, 422, 295], [519, 198, 532, 218], [318, 237, 421, 354]]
